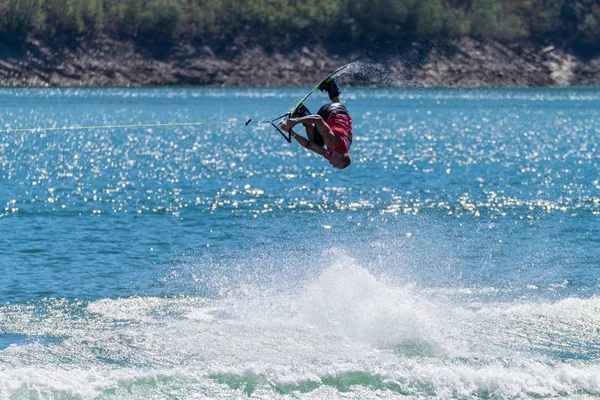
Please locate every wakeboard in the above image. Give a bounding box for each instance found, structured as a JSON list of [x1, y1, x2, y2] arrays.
[[279, 64, 349, 127], [246, 65, 349, 142]]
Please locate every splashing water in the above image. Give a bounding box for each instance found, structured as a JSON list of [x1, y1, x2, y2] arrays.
[[2, 252, 600, 399]]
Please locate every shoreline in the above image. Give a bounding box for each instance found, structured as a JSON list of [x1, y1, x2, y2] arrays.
[[3, 84, 599, 90], [1, 35, 600, 88]]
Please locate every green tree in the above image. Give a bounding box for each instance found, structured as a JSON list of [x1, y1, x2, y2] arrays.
[[138, 0, 183, 38], [0, 0, 597, 51], [344, 0, 417, 41], [43, 0, 85, 33], [415, 0, 448, 38], [1, 0, 44, 34], [81, 0, 103, 33], [469, 0, 522, 39], [119, 0, 144, 36], [564, 0, 600, 45]]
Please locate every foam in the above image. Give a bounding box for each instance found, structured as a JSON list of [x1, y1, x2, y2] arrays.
[[2, 254, 600, 398], [2, 358, 600, 399]]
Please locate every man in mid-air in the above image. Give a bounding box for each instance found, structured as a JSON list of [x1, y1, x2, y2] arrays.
[[280, 77, 353, 169]]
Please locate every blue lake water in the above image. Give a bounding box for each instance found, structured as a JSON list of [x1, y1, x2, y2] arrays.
[[0, 85, 599, 399]]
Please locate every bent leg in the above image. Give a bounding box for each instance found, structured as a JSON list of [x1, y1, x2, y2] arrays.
[[295, 103, 324, 146], [305, 124, 324, 147]]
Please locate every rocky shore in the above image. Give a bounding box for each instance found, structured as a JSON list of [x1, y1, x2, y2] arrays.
[[0, 35, 599, 87]]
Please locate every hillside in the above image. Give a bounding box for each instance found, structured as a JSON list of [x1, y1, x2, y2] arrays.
[[1, 0, 600, 87]]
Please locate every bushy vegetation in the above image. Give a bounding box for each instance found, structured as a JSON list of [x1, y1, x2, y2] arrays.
[[0, 0, 598, 47]]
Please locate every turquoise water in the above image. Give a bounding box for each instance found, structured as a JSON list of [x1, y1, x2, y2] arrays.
[[1, 86, 600, 399]]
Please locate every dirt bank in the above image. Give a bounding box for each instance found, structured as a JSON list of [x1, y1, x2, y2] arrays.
[[0, 35, 598, 87]]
